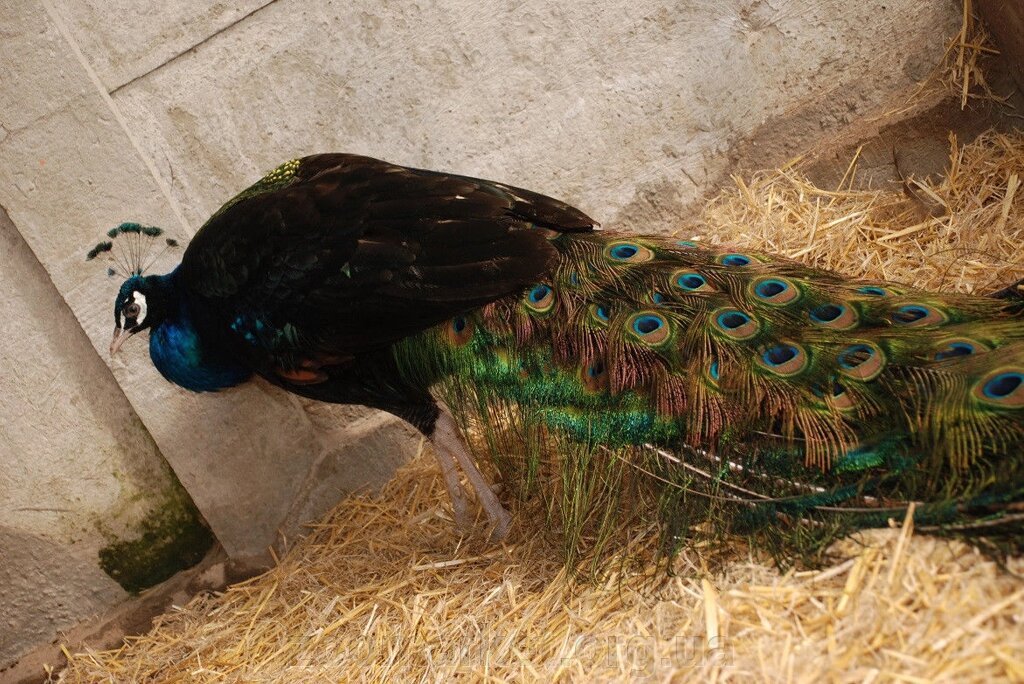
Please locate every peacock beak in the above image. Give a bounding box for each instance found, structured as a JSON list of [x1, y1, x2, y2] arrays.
[[110, 326, 134, 355]]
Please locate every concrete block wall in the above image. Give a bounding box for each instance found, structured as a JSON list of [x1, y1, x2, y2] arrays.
[[0, 207, 208, 665], [0, 0, 959, 669]]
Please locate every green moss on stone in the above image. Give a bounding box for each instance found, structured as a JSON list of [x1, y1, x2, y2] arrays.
[[98, 486, 214, 594]]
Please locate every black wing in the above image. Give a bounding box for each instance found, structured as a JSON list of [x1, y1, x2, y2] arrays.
[[179, 153, 595, 374]]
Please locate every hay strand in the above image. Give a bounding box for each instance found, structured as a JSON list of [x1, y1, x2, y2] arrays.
[[694, 130, 1024, 296], [58, 454, 1024, 683]]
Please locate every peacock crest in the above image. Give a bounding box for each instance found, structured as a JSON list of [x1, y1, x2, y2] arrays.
[[86, 222, 180, 277]]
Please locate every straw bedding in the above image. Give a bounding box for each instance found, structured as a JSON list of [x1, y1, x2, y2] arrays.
[[61, 457, 1024, 683]]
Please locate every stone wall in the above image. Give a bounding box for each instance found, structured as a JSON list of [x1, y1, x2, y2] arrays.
[[0, 207, 211, 664]]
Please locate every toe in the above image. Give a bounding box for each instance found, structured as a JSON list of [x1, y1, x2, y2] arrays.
[[487, 506, 513, 542]]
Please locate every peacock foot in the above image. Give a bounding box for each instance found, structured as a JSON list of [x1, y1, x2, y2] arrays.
[[431, 410, 512, 541]]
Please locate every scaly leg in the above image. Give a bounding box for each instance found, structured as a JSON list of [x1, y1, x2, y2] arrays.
[[431, 410, 512, 540], [431, 437, 473, 529]]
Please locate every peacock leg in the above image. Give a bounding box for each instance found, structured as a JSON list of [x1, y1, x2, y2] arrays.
[[432, 410, 512, 540], [431, 438, 473, 529]]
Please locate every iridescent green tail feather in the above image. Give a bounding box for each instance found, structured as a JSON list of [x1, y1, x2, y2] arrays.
[[394, 231, 1024, 565]]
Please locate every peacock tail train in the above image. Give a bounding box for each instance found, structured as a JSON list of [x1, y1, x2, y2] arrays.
[[393, 231, 1024, 566]]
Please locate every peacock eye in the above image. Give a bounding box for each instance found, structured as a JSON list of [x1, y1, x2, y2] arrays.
[[123, 291, 147, 325]]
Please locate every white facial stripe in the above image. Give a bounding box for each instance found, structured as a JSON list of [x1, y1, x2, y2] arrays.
[[132, 291, 148, 325]]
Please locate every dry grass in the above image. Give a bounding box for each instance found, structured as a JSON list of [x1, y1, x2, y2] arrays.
[[867, 0, 1001, 124], [59, 128, 1024, 684], [694, 129, 1024, 295], [57, 452, 1024, 683], [941, 0, 1003, 111]]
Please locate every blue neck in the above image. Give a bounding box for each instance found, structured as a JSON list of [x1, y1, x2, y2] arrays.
[[148, 270, 251, 392]]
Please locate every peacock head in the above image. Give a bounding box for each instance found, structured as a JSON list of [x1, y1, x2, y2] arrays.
[[110, 274, 173, 355], [86, 222, 181, 355]]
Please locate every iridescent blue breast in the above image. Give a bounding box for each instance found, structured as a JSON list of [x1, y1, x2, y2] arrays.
[[149, 316, 250, 392]]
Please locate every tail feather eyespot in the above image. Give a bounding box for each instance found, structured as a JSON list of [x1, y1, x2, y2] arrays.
[[934, 337, 986, 362], [751, 277, 800, 305], [447, 316, 475, 345], [837, 342, 885, 381], [590, 303, 611, 326], [628, 312, 671, 346], [604, 241, 654, 263], [581, 357, 610, 392], [524, 284, 556, 314], [757, 342, 808, 376], [718, 253, 753, 267], [713, 309, 759, 340], [673, 271, 715, 293], [973, 369, 1024, 408], [811, 380, 855, 409], [891, 303, 947, 327], [808, 302, 858, 330], [829, 381, 855, 409]]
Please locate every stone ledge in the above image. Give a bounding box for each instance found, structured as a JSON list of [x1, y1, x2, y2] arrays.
[[0, 545, 248, 684]]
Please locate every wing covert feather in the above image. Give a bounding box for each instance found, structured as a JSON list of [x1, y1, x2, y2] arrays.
[[178, 154, 596, 361]]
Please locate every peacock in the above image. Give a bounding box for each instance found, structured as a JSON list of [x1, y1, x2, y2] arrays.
[[91, 154, 1024, 566]]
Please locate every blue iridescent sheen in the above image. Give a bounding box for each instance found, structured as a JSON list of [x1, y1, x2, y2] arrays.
[[718, 311, 751, 329], [983, 372, 1024, 399], [147, 272, 250, 392], [810, 303, 844, 323], [893, 304, 929, 324], [935, 342, 975, 361], [676, 273, 706, 291], [721, 254, 751, 266], [838, 344, 875, 369], [529, 284, 551, 303], [762, 344, 798, 366], [610, 244, 639, 260], [633, 315, 664, 336], [755, 279, 787, 298]]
